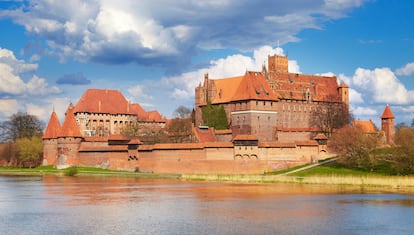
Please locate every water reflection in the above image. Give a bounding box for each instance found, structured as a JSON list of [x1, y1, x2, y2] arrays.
[[1, 175, 414, 235]]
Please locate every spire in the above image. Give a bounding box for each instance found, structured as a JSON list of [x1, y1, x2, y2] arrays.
[[42, 111, 61, 139], [381, 105, 395, 119], [58, 105, 82, 138]]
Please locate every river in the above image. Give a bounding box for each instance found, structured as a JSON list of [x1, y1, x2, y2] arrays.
[[0, 175, 413, 235]]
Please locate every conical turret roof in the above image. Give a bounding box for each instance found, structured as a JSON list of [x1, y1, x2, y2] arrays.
[[58, 104, 82, 138], [381, 105, 395, 119], [42, 111, 61, 139]]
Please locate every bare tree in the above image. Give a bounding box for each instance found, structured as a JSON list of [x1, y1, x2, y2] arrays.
[[328, 125, 382, 170], [173, 105, 192, 118], [0, 112, 44, 142], [310, 100, 351, 138]]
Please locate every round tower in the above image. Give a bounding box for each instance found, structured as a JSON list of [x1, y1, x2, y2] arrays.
[[381, 105, 395, 145], [42, 111, 61, 166], [57, 104, 83, 168]]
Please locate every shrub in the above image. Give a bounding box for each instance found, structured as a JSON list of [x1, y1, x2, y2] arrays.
[[64, 166, 79, 176]]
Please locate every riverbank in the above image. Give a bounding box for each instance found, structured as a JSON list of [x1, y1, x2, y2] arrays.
[[181, 174, 414, 189], [2, 165, 414, 191], [0, 166, 180, 179]]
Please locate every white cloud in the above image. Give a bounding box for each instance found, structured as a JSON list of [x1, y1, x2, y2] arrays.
[[0, 48, 61, 97], [1, 0, 366, 70], [396, 62, 414, 76], [349, 88, 364, 103], [352, 67, 412, 104], [0, 48, 38, 73], [0, 99, 19, 118], [352, 106, 377, 116], [162, 45, 297, 100], [127, 84, 153, 100], [27, 75, 61, 96], [0, 63, 27, 95]]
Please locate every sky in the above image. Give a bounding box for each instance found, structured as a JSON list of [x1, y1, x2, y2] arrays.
[[0, 0, 413, 128]]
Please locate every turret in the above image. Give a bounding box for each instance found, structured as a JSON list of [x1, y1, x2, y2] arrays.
[[381, 105, 395, 145], [338, 81, 349, 107], [57, 104, 83, 168], [42, 111, 61, 166]]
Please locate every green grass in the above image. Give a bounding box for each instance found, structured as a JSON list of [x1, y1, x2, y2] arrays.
[[0, 165, 180, 179], [266, 163, 312, 175]]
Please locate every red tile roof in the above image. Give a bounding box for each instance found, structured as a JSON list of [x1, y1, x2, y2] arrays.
[[58, 105, 82, 138], [354, 120, 378, 134], [43, 111, 61, 139], [73, 89, 135, 115], [209, 70, 341, 104], [233, 135, 258, 141], [194, 127, 217, 142], [211, 76, 244, 103], [231, 72, 279, 101], [381, 105, 395, 119], [268, 72, 340, 102], [314, 133, 328, 140]]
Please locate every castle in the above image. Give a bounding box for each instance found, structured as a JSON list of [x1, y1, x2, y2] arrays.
[[195, 53, 349, 142], [42, 53, 395, 173]]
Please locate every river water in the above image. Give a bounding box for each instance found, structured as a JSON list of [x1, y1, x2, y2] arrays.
[[0, 175, 413, 235]]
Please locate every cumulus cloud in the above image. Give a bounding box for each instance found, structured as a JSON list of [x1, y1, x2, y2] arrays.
[[0, 99, 19, 119], [396, 62, 414, 76], [127, 84, 153, 100], [351, 67, 413, 104], [162, 46, 296, 100], [1, 0, 366, 72], [352, 106, 377, 116], [0, 48, 61, 97], [57, 72, 91, 85]]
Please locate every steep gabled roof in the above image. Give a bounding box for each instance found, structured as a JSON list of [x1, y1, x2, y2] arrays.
[[73, 89, 134, 115], [194, 127, 217, 142], [146, 110, 165, 122], [354, 120, 378, 134], [381, 105, 395, 119], [268, 72, 340, 102], [231, 72, 278, 101], [211, 75, 244, 104], [43, 111, 61, 139], [59, 105, 82, 138]]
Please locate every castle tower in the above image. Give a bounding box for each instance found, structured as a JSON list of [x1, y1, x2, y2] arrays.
[[42, 111, 61, 166], [338, 81, 349, 107], [381, 105, 395, 145], [57, 104, 83, 168], [268, 54, 288, 73]]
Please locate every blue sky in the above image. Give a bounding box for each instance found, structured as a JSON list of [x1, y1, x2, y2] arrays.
[[0, 0, 413, 128]]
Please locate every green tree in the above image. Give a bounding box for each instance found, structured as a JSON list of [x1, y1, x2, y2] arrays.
[[201, 103, 229, 130], [16, 136, 43, 167], [0, 112, 44, 142]]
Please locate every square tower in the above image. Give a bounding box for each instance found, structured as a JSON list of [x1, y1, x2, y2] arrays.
[[268, 54, 288, 73]]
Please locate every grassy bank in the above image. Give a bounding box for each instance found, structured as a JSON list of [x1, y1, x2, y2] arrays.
[[181, 174, 414, 189], [0, 165, 180, 179], [182, 161, 414, 189]]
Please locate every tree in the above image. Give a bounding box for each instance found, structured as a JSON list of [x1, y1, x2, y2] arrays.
[[16, 136, 43, 167], [201, 103, 229, 130], [392, 126, 414, 174], [328, 125, 382, 170], [0, 112, 44, 142], [166, 117, 193, 143], [173, 105, 192, 118], [310, 101, 352, 138]]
